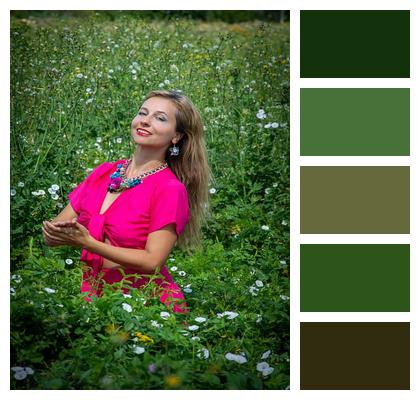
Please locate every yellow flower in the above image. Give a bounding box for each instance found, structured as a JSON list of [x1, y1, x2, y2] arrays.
[[105, 323, 118, 334], [164, 374, 182, 388], [135, 331, 154, 344], [229, 224, 241, 235]]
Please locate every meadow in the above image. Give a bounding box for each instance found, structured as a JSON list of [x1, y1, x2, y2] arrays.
[[10, 12, 290, 389]]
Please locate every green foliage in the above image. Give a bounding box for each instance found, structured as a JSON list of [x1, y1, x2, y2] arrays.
[[10, 14, 289, 389]]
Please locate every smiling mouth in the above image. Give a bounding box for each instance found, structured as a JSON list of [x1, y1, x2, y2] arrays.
[[136, 128, 152, 136]]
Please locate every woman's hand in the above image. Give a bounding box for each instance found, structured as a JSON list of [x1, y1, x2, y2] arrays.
[[42, 218, 92, 248]]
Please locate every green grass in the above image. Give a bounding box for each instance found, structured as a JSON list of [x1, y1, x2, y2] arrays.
[[10, 13, 290, 389]]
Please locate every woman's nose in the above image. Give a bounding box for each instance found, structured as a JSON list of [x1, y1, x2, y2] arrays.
[[140, 116, 151, 126]]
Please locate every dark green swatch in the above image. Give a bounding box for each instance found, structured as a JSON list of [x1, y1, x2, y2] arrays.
[[300, 322, 410, 389], [300, 244, 410, 312], [300, 10, 410, 78], [300, 88, 410, 156], [300, 166, 410, 233]]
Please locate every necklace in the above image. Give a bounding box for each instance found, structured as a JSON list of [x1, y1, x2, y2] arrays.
[[108, 159, 168, 192]]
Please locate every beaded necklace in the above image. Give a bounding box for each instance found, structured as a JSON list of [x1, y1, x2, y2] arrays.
[[108, 159, 168, 193]]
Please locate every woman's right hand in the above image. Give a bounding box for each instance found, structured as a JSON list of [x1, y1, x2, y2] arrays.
[[42, 221, 68, 247]]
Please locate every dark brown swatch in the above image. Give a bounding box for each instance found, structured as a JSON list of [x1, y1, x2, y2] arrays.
[[300, 322, 410, 389], [300, 166, 410, 233]]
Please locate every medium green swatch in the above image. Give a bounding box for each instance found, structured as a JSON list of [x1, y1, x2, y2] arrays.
[[300, 322, 410, 389], [300, 88, 410, 156], [300, 10, 410, 78], [300, 166, 410, 233], [300, 244, 410, 312]]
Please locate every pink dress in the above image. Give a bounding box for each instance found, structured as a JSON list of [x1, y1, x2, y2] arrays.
[[67, 159, 190, 313]]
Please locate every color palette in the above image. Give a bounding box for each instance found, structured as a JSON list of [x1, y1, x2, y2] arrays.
[[300, 88, 410, 156], [300, 166, 410, 234], [300, 10, 410, 78], [300, 244, 410, 312], [299, 9, 411, 391], [300, 322, 410, 389]]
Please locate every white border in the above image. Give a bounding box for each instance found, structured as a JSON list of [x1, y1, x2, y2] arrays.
[[2, 0, 419, 399]]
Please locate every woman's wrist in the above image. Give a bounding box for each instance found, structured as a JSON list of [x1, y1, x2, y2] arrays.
[[84, 236, 98, 252]]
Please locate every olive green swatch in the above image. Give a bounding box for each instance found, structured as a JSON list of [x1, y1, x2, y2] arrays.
[[300, 322, 410, 389], [300, 166, 409, 234], [300, 244, 410, 312], [300, 10, 410, 78], [300, 88, 410, 156]]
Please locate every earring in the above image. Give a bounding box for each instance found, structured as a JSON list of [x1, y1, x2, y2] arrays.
[[169, 142, 179, 156]]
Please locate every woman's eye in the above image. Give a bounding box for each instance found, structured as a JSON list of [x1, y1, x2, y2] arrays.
[[157, 116, 166, 122], [138, 111, 146, 116]]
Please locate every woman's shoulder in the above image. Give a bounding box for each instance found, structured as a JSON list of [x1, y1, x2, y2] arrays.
[[153, 167, 188, 192]]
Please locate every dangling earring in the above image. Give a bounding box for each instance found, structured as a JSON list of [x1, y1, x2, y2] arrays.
[[169, 142, 179, 156]]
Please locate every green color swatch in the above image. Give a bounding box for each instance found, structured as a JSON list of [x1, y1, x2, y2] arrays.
[[300, 244, 410, 312], [300, 88, 410, 156], [300, 166, 410, 233], [300, 322, 410, 389], [300, 10, 410, 78]]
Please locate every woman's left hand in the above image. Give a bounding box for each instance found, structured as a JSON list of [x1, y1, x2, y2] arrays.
[[42, 218, 92, 248]]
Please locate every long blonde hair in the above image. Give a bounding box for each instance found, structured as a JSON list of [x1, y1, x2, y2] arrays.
[[143, 90, 213, 254]]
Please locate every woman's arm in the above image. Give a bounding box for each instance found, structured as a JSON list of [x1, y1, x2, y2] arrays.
[[43, 220, 178, 274]]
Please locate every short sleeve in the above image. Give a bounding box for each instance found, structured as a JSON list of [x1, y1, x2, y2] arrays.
[[67, 162, 109, 214], [148, 181, 190, 237]]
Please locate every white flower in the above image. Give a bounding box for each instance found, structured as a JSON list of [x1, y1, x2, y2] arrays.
[[57, 304, 64, 308], [261, 350, 271, 359], [76, 73, 83, 78], [160, 311, 170, 320], [11, 366, 24, 372], [133, 346, 145, 355], [14, 370, 27, 380], [209, 188, 216, 194], [169, 258, 176, 262], [10, 189, 16, 196], [122, 303, 132, 313], [225, 353, 247, 364], [65, 259, 73, 265], [25, 367, 34, 375], [182, 43, 189, 48], [183, 287, 192, 293], [158, 82, 164, 88], [123, 293, 132, 298], [217, 311, 239, 319], [273, 182, 278, 188], [11, 274, 22, 283], [51, 184, 60, 191], [36, 189, 46, 196], [151, 320, 162, 328], [249, 285, 259, 296], [255, 280, 264, 288], [281, 220, 288, 226], [10, 287, 16, 296], [18, 181, 24, 187], [256, 314, 262, 323], [271, 122, 279, 128], [116, 137, 122, 144], [86, 88, 92, 93], [96, 137, 102, 143], [178, 271, 186, 277], [191, 336, 200, 341], [265, 188, 271, 195], [280, 260, 287, 266], [51, 194, 59, 200], [188, 325, 199, 331], [170, 64, 179, 72], [256, 361, 274, 376], [170, 266, 178, 272], [86, 98, 93, 104], [264, 123, 272, 128], [44, 287, 56, 294], [256, 109, 267, 119], [261, 225, 269, 231], [108, 69, 114, 74], [131, 69, 137, 74], [32, 191, 40, 196], [195, 317, 206, 323], [164, 79, 170, 85], [280, 295, 289, 301], [197, 348, 209, 359]]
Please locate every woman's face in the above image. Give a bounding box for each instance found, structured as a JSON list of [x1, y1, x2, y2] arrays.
[[131, 96, 180, 150]]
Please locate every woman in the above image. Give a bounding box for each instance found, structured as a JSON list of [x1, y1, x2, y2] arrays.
[[42, 89, 211, 313]]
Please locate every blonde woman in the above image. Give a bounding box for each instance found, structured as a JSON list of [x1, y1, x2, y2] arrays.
[[42, 90, 212, 313]]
